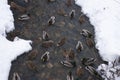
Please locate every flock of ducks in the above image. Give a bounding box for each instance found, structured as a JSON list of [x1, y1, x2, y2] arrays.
[[10, 0, 104, 80]]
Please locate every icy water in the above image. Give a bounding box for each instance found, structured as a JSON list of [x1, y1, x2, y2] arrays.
[[8, 0, 103, 80]]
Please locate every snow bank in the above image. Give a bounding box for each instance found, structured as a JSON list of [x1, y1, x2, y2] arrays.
[[0, 0, 32, 80], [75, 0, 120, 62]]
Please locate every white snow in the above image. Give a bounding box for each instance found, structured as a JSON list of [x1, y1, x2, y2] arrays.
[[0, 0, 32, 80], [75, 0, 120, 79]]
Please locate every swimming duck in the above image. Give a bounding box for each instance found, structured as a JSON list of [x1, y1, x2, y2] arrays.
[[76, 41, 83, 52], [41, 51, 50, 62], [76, 66, 84, 77], [86, 38, 94, 47], [63, 48, 75, 60], [18, 14, 30, 20], [85, 66, 103, 80], [68, 48, 75, 60], [12, 72, 21, 80], [42, 40, 54, 48], [81, 29, 92, 38], [66, 0, 72, 6], [67, 71, 74, 80], [48, 16, 55, 25], [28, 49, 38, 60], [10, 2, 26, 13], [60, 60, 76, 68], [69, 10, 75, 19], [57, 37, 66, 47], [42, 31, 49, 41], [79, 15, 85, 24], [25, 61, 38, 71], [81, 57, 96, 66]]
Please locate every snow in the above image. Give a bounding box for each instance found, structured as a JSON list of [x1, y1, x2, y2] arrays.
[[75, 0, 120, 79], [0, 0, 32, 80]]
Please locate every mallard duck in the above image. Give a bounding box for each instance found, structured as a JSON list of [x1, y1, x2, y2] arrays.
[[67, 71, 74, 80], [81, 29, 92, 38], [42, 40, 54, 48], [60, 60, 73, 68], [57, 37, 66, 47], [48, 16, 55, 25], [18, 14, 30, 20], [62, 48, 75, 60], [42, 31, 49, 41], [86, 38, 94, 47], [81, 57, 96, 66], [60, 60, 76, 68], [28, 49, 38, 60], [66, 0, 72, 6], [85, 66, 103, 80], [57, 9, 67, 16], [10, 2, 26, 13], [12, 72, 21, 80], [76, 41, 83, 52], [87, 76, 94, 80], [79, 15, 85, 24], [25, 61, 38, 72], [41, 51, 50, 62], [69, 10, 75, 19], [76, 66, 84, 77], [68, 48, 75, 60]]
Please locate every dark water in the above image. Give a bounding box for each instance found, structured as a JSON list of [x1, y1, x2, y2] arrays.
[[7, 0, 104, 80]]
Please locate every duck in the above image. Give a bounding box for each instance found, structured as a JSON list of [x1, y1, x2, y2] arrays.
[[48, 16, 55, 25], [12, 72, 21, 80], [28, 49, 38, 60], [67, 71, 74, 80], [87, 76, 94, 80], [42, 31, 49, 41], [18, 14, 30, 20], [25, 61, 38, 71], [10, 2, 26, 13], [57, 37, 66, 47], [86, 38, 94, 47], [69, 10, 75, 19], [68, 48, 75, 60], [42, 40, 54, 48], [81, 29, 92, 38], [76, 66, 84, 77], [62, 48, 75, 60], [79, 15, 85, 24], [57, 9, 67, 16], [81, 57, 96, 66], [85, 66, 103, 80], [63, 49, 69, 59], [41, 51, 50, 62], [66, 0, 72, 7], [60, 60, 76, 68], [76, 41, 83, 52]]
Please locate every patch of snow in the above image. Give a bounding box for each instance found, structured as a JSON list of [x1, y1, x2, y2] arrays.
[[0, 0, 32, 80]]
